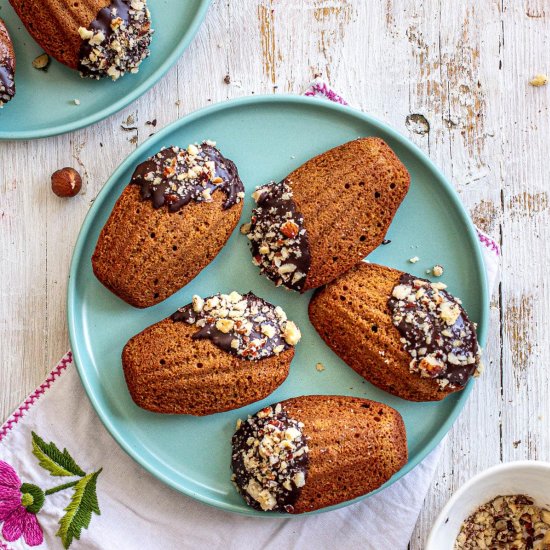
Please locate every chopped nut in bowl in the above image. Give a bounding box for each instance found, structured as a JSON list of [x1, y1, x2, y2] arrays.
[[426, 461, 550, 550]]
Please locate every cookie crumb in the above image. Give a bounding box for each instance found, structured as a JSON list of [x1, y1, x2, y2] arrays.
[[432, 264, 444, 277], [32, 53, 51, 71], [73, 99, 81, 105], [409, 256, 419, 264], [315, 362, 325, 372]]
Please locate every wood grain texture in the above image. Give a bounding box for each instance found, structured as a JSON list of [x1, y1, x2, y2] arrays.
[[0, 0, 546, 547]]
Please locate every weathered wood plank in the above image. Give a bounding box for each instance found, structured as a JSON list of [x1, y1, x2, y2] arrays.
[[1, 1, 543, 548], [499, 0, 550, 463]]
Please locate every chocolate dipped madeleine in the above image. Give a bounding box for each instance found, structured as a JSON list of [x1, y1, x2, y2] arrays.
[[231, 395, 407, 513], [9, 0, 153, 80], [242, 138, 410, 292], [309, 263, 482, 402], [92, 141, 244, 308], [122, 291, 301, 415], [0, 19, 15, 107]]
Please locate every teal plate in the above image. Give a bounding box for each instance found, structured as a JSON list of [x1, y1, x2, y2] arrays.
[[68, 95, 489, 516], [0, 0, 211, 140]]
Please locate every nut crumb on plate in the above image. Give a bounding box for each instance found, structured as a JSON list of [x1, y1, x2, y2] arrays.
[[32, 53, 50, 71]]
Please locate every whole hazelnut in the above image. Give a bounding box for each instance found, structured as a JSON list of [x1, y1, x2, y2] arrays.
[[51, 167, 82, 197]]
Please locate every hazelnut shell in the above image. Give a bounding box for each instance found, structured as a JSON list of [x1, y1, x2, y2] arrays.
[[51, 167, 82, 198]]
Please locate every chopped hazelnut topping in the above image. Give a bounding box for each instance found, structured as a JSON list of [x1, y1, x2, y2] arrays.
[[187, 143, 199, 156], [455, 494, 550, 549], [388, 274, 481, 390], [172, 292, 300, 360], [440, 301, 461, 325], [280, 220, 300, 238], [215, 319, 234, 333], [131, 142, 243, 212], [0, 49, 15, 107], [282, 321, 301, 346], [231, 404, 309, 512], [246, 181, 310, 291], [192, 295, 204, 313], [78, 0, 154, 81], [261, 324, 276, 338]]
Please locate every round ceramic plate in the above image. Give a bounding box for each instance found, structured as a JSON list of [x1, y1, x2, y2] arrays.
[[68, 95, 489, 516], [0, 0, 211, 140]]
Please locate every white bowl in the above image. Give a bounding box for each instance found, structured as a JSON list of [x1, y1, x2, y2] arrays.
[[426, 461, 550, 549]]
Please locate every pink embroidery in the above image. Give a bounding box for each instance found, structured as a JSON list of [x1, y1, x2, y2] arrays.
[[304, 81, 348, 106], [0, 353, 72, 444], [0, 461, 43, 546], [477, 230, 500, 256]]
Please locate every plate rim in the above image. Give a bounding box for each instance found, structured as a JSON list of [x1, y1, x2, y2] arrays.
[[67, 94, 490, 516], [0, 0, 212, 141]]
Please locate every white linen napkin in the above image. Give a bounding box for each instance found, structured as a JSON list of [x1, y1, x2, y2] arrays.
[[0, 83, 500, 550]]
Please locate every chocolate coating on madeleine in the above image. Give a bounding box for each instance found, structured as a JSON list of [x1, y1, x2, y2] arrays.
[[131, 142, 244, 213], [171, 292, 300, 360], [231, 403, 309, 512], [243, 181, 311, 291], [0, 64, 14, 106], [0, 20, 15, 107], [387, 274, 481, 389], [78, 0, 153, 80]]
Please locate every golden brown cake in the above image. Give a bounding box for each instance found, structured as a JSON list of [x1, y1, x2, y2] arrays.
[[242, 138, 410, 292], [309, 262, 482, 401], [122, 291, 301, 415], [92, 142, 244, 308], [0, 19, 15, 107], [231, 395, 407, 513], [9, 0, 153, 79]]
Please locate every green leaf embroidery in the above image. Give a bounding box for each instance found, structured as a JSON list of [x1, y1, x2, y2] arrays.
[[56, 469, 102, 549], [31, 431, 86, 477]]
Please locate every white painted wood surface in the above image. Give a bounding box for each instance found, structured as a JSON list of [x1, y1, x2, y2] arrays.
[[0, 1, 547, 547]]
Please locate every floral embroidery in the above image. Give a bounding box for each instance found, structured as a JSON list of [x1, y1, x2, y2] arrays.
[[0, 462, 43, 546], [0, 432, 102, 549]]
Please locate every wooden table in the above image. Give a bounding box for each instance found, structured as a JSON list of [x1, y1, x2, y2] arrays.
[[1, 1, 547, 547]]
